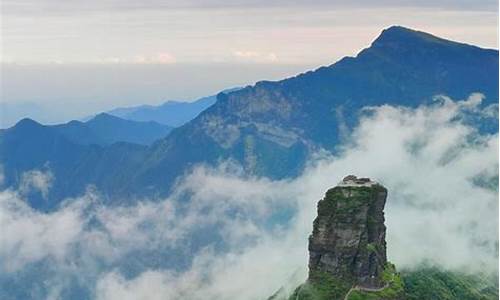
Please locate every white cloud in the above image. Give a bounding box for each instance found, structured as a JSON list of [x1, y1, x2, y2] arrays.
[[0, 189, 84, 271], [95, 94, 498, 299], [99, 52, 177, 64], [0, 165, 5, 187], [156, 52, 177, 64], [233, 50, 279, 62], [233, 51, 260, 58], [0, 94, 497, 299], [19, 169, 54, 199]]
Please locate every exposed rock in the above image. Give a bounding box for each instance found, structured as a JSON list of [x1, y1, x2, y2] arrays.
[[342, 175, 358, 182], [308, 177, 388, 288], [341, 175, 375, 186]]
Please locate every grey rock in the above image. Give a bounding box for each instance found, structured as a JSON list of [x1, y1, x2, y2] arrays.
[[308, 178, 388, 288]]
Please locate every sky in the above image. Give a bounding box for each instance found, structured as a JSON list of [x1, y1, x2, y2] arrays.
[[0, 0, 498, 126]]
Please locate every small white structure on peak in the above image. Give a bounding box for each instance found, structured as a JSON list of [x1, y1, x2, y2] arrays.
[[339, 175, 376, 187]]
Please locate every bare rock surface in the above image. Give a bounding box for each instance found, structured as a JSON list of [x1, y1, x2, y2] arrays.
[[308, 175, 388, 288]]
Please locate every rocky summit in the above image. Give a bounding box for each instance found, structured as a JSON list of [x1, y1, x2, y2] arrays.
[[308, 175, 387, 288], [287, 175, 405, 300]]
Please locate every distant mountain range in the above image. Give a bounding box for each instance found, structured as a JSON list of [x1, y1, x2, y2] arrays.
[[5, 113, 171, 147], [53, 113, 172, 146], [104, 88, 240, 127], [1, 26, 498, 210]]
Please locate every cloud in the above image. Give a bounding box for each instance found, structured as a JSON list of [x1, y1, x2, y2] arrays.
[[0, 167, 302, 299], [0, 188, 85, 271], [100, 52, 177, 64], [0, 165, 4, 186], [233, 51, 260, 58], [93, 94, 497, 300], [0, 94, 497, 299], [303, 94, 499, 271], [19, 169, 54, 199], [233, 51, 279, 63], [96, 241, 306, 300], [156, 52, 177, 64]]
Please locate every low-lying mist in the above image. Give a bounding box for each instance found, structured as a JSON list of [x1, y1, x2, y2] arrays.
[[0, 94, 497, 299]]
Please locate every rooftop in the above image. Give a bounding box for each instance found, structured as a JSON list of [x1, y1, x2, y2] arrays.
[[338, 175, 376, 187]]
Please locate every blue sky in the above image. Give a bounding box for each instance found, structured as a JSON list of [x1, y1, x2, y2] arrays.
[[1, 0, 498, 126]]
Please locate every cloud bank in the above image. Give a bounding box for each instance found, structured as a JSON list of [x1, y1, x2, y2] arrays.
[[0, 94, 497, 299]]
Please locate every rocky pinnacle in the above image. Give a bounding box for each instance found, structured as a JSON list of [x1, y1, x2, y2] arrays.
[[308, 175, 388, 288]]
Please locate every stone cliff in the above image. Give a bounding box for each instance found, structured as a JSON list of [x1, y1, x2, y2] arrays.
[[288, 175, 405, 300], [308, 175, 388, 288]]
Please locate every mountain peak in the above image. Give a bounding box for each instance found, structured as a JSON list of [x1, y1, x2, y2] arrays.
[[13, 118, 43, 130], [289, 179, 406, 299], [92, 112, 117, 121], [372, 25, 456, 48], [88, 113, 130, 125], [308, 179, 388, 288], [381, 25, 418, 35]]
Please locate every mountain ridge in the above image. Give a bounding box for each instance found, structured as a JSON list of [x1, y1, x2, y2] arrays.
[[7, 113, 172, 147], [131, 25, 497, 194], [105, 87, 240, 127], [1, 25, 498, 208]]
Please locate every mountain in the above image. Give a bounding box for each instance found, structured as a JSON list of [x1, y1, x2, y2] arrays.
[[308, 176, 389, 289], [53, 113, 172, 146], [270, 176, 497, 300], [106, 88, 240, 127], [0, 117, 149, 210], [289, 176, 405, 300], [122, 26, 498, 196], [0, 26, 498, 207]]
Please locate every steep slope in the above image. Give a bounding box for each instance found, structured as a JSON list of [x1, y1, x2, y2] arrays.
[[0, 26, 498, 207], [127, 26, 498, 196], [53, 113, 172, 146]]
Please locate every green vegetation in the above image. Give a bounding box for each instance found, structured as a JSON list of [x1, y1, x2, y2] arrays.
[[313, 185, 384, 236], [282, 265, 499, 300], [286, 263, 403, 300], [402, 267, 498, 300], [288, 271, 352, 300], [347, 263, 405, 300], [365, 243, 377, 253]]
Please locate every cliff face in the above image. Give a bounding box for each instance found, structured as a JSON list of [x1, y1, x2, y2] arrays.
[[308, 176, 388, 288]]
